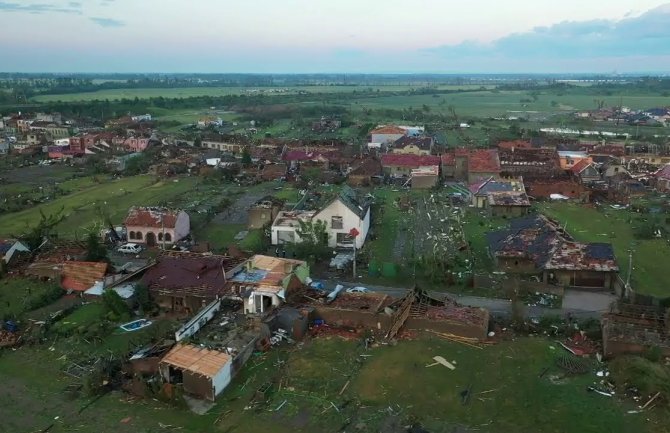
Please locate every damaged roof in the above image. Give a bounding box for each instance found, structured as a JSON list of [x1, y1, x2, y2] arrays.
[[371, 125, 406, 135], [349, 157, 382, 177], [394, 135, 433, 151], [570, 159, 594, 174], [655, 164, 670, 180], [487, 191, 531, 207], [487, 215, 618, 272], [469, 149, 501, 173], [125, 207, 181, 228], [142, 254, 245, 298], [336, 186, 372, 219], [545, 242, 618, 272], [160, 344, 231, 378]]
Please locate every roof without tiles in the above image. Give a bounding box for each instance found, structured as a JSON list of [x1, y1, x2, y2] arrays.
[[487, 191, 531, 207], [160, 344, 231, 378], [394, 135, 433, 151]]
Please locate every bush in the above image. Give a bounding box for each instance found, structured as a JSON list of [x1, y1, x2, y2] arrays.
[[102, 290, 130, 318]]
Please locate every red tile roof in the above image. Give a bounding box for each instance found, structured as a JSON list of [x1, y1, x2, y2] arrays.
[[589, 145, 625, 157], [125, 207, 179, 229], [61, 261, 108, 292], [468, 149, 501, 173], [371, 125, 406, 135], [381, 154, 440, 168], [570, 159, 592, 174]]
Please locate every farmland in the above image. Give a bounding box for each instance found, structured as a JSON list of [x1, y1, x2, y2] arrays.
[[30, 84, 488, 103]]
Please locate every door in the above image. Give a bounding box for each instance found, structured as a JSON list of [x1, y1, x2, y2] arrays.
[[146, 231, 157, 246]]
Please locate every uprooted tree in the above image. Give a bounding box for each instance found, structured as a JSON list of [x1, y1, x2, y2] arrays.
[[19, 208, 65, 250]]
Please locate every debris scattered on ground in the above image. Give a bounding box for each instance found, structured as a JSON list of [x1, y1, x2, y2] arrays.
[[426, 356, 456, 370], [560, 332, 598, 356], [587, 386, 613, 397]]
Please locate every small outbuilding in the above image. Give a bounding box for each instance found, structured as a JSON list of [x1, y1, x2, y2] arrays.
[[159, 344, 232, 401]]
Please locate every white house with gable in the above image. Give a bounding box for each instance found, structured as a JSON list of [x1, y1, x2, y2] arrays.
[[270, 187, 371, 249]]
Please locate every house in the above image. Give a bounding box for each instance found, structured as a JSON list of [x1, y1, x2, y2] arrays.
[[227, 255, 309, 314], [466, 149, 501, 183], [61, 261, 108, 293], [370, 125, 407, 146], [486, 192, 531, 217], [497, 140, 532, 150], [202, 139, 246, 155], [392, 136, 433, 155], [131, 113, 152, 122], [442, 149, 501, 183], [487, 215, 618, 290], [311, 117, 342, 132], [313, 186, 371, 249], [248, 196, 284, 229], [124, 207, 190, 247], [570, 159, 601, 183], [270, 187, 372, 249], [142, 253, 246, 314], [0, 240, 29, 264], [159, 344, 233, 401], [654, 164, 670, 192], [381, 154, 441, 177], [347, 157, 382, 187]]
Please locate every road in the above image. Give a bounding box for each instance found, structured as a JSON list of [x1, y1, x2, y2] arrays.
[[320, 280, 615, 319]]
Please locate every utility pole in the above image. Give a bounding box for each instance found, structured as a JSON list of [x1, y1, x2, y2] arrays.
[[626, 249, 633, 289], [161, 212, 166, 251]]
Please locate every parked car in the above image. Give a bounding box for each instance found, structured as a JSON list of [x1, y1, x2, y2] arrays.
[[117, 243, 143, 254], [346, 286, 370, 294]]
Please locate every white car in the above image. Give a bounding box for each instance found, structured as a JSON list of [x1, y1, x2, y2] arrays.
[[117, 243, 143, 254], [346, 286, 370, 294]]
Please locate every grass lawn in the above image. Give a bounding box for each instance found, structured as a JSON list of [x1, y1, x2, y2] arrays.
[[50, 303, 107, 334], [0, 175, 201, 238], [538, 202, 670, 297], [0, 277, 62, 319], [1, 334, 667, 433], [462, 208, 509, 273]]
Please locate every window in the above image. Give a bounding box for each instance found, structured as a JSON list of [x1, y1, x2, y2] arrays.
[[158, 233, 163, 241], [165, 233, 172, 242], [129, 231, 135, 240], [331, 216, 343, 229], [136, 232, 143, 240]]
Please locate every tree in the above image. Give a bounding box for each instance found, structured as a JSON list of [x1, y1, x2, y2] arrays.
[[293, 219, 330, 260], [193, 136, 202, 147], [102, 290, 130, 319], [85, 231, 108, 262], [20, 208, 65, 250], [241, 147, 252, 167]]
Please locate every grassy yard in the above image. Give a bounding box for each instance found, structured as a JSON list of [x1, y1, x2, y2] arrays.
[[461, 208, 509, 273], [0, 277, 63, 319], [539, 202, 670, 297], [0, 175, 202, 238], [1, 335, 665, 433]]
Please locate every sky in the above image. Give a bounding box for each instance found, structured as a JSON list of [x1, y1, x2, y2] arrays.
[[1, 0, 670, 73]]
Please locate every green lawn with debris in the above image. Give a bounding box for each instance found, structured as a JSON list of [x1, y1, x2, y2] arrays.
[[2, 335, 667, 433], [0, 277, 63, 319], [538, 202, 670, 297]]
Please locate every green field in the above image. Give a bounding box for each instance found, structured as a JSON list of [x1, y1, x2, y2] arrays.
[[0, 335, 665, 433], [349, 90, 670, 117], [31, 84, 488, 103], [0, 175, 202, 238], [539, 202, 670, 297], [0, 277, 62, 319]]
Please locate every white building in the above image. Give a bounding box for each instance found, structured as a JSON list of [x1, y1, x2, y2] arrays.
[[270, 187, 371, 249], [131, 113, 152, 122]]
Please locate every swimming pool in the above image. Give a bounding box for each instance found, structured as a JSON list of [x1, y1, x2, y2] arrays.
[[119, 319, 153, 332]]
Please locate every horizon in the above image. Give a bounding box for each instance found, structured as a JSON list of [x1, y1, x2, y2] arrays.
[[1, 1, 670, 73]]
